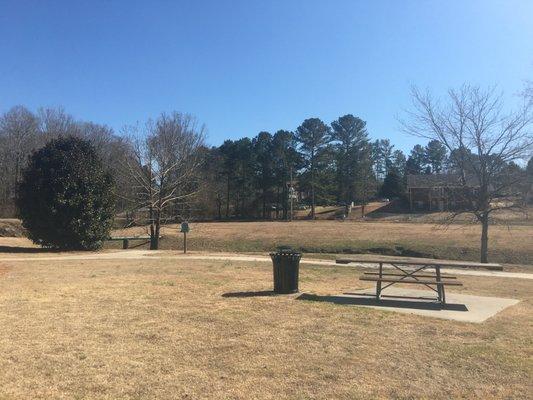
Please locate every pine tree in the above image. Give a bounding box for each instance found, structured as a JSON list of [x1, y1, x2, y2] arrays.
[[295, 118, 331, 219]]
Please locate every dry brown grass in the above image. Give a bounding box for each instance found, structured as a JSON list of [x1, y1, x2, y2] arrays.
[[366, 207, 533, 225], [3, 216, 533, 264], [0, 255, 531, 399], [112, 220, 533, 264], [0, 264, 9, 277]]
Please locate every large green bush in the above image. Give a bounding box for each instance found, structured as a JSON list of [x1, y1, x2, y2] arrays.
[[16, 136, 115, 250]]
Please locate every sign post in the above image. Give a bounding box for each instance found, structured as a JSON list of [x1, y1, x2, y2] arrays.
[[288, 185, 297, 222], [289, 186, 294, 222], [180, 221, 190, 253]]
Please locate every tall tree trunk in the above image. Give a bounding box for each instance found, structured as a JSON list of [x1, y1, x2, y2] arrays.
[[149, 221, 155, 249], [154, 216, 160, 250], [149, 206, 156, 250], [149, 208, 160, 250], [310, 150, 316, 219], [262, 188, 266, 219], [282, 185, 288, 220], [311, 184, 315, 219], [276, 186, 280, 219], [226, 176, 230, 218], [310, 157, 316, 219], [480, 214, 489, 263]]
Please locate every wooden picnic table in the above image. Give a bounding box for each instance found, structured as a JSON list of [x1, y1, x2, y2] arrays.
[[336, 255, 502, 304]]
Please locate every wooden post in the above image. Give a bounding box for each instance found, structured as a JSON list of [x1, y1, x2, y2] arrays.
[[435, 265, 444, 304], [376, 262, 383, 300], [183, 232, 187, 254], [123, 239, 129, 249]]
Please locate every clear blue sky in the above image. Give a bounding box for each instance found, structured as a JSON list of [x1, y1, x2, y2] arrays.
[[1, 0, 532, 152]]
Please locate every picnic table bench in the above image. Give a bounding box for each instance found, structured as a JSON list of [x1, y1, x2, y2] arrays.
[[336, 256, 501, 304], [107, 236, 153, 249]]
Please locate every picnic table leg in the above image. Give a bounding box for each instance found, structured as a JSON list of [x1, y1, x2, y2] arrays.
[[376, 262, 383, 300], [435, 265, 445, 304]]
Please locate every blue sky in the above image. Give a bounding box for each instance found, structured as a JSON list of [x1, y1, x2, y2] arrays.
[[1, 0, 532, 152]]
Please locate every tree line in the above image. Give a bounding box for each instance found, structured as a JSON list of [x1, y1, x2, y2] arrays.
[[199, 117, 462, 220], [1, 104, 532, 224]]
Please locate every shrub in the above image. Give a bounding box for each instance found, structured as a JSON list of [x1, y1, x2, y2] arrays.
[[16, 136, 115, 250]]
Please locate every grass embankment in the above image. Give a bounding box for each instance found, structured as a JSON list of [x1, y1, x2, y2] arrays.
[[111, 221, 533, 265], [0, 256, 530, 399], [3, 217, 532, 265]]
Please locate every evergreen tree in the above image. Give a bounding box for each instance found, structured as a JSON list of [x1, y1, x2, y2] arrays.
[[16, 136, 115, 250], [380, 170, 404, 199], [354, 142, 377, 205], [372, 139, 394, 179], [392, 150, 407, 176], [252, 132, 274, 218], [405, 144, 427, 175], [425, 140, 447, 173], [219, 140, 238, 218], [331, 114, 371, 204], [271, 130, 302, 219], [295, 118, 331, 219], [233, 138, 255, 217]]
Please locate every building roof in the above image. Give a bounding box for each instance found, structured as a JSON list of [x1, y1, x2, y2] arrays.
[[407, 173, 479, 188]]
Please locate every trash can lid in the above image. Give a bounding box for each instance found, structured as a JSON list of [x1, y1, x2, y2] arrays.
[[271, 245, 301, 256]]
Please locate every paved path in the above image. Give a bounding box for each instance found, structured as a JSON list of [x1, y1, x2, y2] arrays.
[[1, 250, 532, 280]]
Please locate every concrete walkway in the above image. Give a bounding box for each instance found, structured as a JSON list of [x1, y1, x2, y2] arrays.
[[1, 250, 532, 280]]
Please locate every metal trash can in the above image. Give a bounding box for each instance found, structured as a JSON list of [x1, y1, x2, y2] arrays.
[[270, 246, 302, 294]]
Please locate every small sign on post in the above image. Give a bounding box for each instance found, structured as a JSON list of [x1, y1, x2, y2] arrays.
[[180, 221, 190, 253]]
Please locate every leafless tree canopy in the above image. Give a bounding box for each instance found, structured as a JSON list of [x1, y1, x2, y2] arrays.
[[0, 105, 128, 217], [120, 112, 206, 249], [401, 85, 533, 262], [404, 85, 531, 173]]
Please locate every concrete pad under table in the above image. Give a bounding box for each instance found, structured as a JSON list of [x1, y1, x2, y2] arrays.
[[298, 287, 519, 323]]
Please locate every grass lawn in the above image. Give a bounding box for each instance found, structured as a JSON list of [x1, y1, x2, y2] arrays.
[[0, 255, 531, 399], [112, 220, 533, 265]]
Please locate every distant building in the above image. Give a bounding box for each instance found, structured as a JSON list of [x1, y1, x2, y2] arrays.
[[407, 174, 478, 211]]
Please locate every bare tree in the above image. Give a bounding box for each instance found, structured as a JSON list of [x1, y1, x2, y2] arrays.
[[0, 106, 39, 215], [401, 85, 532, 263], [121, 112, 205, 249], [37, 107, 79, 140], [523, 80, 533, 104]]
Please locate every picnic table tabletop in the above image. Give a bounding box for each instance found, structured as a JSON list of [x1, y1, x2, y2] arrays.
[[336, 255, 502, 270]]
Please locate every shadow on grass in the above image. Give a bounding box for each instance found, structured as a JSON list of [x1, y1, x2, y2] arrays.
[[0, 245, 60, 254], [222, 290, 278, 298], [296, 293, 468, 312]]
